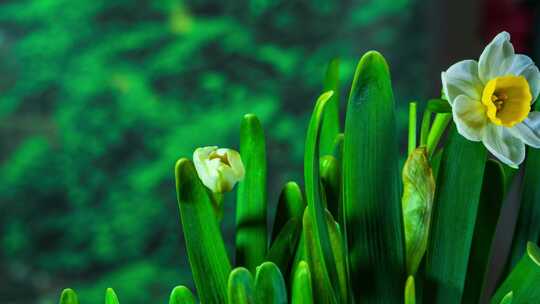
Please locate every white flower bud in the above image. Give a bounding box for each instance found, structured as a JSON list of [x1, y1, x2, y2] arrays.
[[193, 146, 245, 193]]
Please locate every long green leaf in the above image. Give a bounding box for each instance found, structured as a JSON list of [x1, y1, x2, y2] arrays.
[[169, 286, 196, 304], [254, 262, 287, 304], [271, 181, 304, 242], [333, 133, 344, 160], [175, 158, 231, 303], [426, 99, 451, 113], [303, 207, 347, 303], [320, 58, 340, 156], [325, 210, 348, 303], [59, 288, 78, 304], [499, 292, 513, 304], [491, 242, 540, 303], [405, 276, 416, 304], [402, 147, 435, 276], [304, 90, 340, 303], [343, 51, 404, 302], [463, 160, 505, 303], [236, 114, 268, 272], [292, 260, 314, 304], [508, 142, 540, 268], [228, 267, 255, 304], [424, 127, 487, 303], [303, 208, 336, 303], [320, 155, 340, 218], [105, 288, 119, 304], [267, 217, 302, 274]]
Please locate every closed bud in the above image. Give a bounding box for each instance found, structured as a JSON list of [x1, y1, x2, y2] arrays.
[[193, 146, 245, 193]]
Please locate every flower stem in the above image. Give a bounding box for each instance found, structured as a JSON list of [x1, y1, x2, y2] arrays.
[[420, 108, 432, 147], [408, 102, 417, 155], [427, 113, 452, 158]]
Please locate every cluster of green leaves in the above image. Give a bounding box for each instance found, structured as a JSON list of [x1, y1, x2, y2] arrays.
[[60, 52, 539, 303], [0, 0, 423, 302]]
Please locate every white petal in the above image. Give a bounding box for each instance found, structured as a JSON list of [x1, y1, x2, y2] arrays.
[[508, 112, 540, 148], [482, 124, 525, 168], [452, 95, 487, 141], [442, 60, 483, 104], [226, 149, 245, 179], [503, 54, 540, 103], [520, 65, 540, 104], [478, 31, 515, 83]]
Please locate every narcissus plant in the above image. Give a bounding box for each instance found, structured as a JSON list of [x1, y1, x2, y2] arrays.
[[58, 32, 540, 304]]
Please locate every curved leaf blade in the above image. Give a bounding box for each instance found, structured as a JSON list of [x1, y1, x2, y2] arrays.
[[292, 261, 314, 304], [254, 262, 287, 304], [228, 267, 255, 304], [343, 51, 404, 302], [491, 243, 540, 303], [236, 114, 268, 272], [59, 288, 79, 304], [105, 288, 119, 304], [175, 158, 231, 303], [271, 181, 304, 243], [424, 127, 487, 303], [463, 160, 506, 303], [304, 90, 340, 303], [169, 286, 196, 304], [267, 217, 302, 274]]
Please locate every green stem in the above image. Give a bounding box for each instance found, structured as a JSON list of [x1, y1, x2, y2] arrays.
[[420, 108, 432, 146], [408, 102, 417, 155], [426, 113, 452, 158]]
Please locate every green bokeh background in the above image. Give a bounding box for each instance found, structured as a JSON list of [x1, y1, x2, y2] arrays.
[[0, 1, 431, 302]]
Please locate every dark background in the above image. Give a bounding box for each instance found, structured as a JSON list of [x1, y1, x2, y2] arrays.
[[0, 0, 538, 303]]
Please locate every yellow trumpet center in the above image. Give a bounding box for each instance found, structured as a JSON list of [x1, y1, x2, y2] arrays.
[[481, 75, 532, 127]]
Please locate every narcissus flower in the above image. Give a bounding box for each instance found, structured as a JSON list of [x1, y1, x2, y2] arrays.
[[442, 31, 540, 167], [193, 146, 245, 193]]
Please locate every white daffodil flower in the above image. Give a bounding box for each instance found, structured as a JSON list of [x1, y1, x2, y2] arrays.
[[193, 146, 245, 193], [442, 31, 540, 167]]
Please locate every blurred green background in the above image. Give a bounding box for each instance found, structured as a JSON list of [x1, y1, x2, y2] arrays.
[[1, 0, 536, 303]]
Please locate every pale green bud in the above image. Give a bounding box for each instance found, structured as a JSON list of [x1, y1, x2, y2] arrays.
[[193, 146, 245, 193]]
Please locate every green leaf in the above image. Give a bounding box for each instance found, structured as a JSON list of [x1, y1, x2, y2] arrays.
[[175, 158, 231, 303], [405, 276, 416, 304], [430, 148, 443, 182], [59, 288, 78, 304], [426, 98, 451, 113], [254, 262, 287, 304], [105, 288, 119, 304], [304, 90, 340, 303], [408, 102, 417, 155], [169, 286, 196, 304], [271, 181, 305, 243], [320, 155, 340, 218], [426, 113, 452, 158], [303, 207, 348, 303], [424, 127, 487, 303], [342, 51, 404, 302], [292, 261, 314, 304], [236, 114, 268, 272], [228, 267, 255, 304], [499, 291, 513, 304], [508, 144, 540, 268], [420, 108, 432, 147], [491, 243, 540, 303], [463, 160, 506, 303], [267, 217, 302, 274], [320, 58, 341, 156], [332, 133, 344, 160], [402, 147, 435, 275]]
